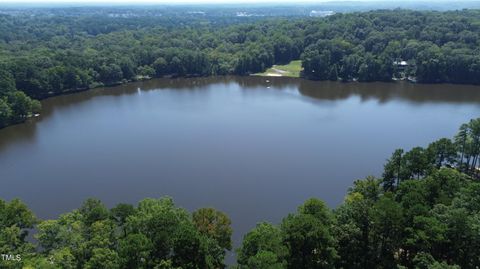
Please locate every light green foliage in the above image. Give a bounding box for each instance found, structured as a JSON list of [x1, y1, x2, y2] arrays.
[[84, 248, 120, 269], [50, 248, 76, 269], [0, 90, 40, 127], [125, 198, 191, 260], [0, 199, 36, 248], [333, 195, 366, 269], [33, 197, 232, 269], [237, 222, 287, 269], [136, 65, 156, 78], [0, 199, 36, 269], [281, 199, 337, 269], [87, 220, 117, 250], [36, 211, 84, 254], [241, 250, 286, 269]]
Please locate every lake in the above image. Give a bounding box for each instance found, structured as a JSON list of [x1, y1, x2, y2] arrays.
[[1, 76, 480, 252]]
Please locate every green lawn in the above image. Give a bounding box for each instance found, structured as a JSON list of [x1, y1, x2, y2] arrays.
[[253, 60, 303, 77]]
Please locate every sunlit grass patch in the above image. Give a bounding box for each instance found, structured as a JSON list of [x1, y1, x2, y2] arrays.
[[253, 60, 303, 77]]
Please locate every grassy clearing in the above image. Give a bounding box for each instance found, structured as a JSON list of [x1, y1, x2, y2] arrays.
[[253, 60, 303, 77]]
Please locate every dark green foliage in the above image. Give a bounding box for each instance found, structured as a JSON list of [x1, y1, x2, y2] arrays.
[[1, 9, 480, 129], [237, 119, 480, 269], [239, 199, 337, 269], [23, 197, 233, 269], [110, 203, 135, 226], [0, 69, 40, 128], [0, 69, 16, 95], [237, 166, 479, 269], [301, 10, 480, 84], [282, 199, 337, 269], [118, 233, 152, 269], [3, 129, 480, 269], [427, 138, 457, 169], [7, 92, 40, 119], [383, 149, 405, 191], [383, 118, 480, 191], [80, 198, 111, 226]]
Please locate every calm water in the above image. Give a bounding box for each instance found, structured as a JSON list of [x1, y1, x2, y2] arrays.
[[1, 76, 480, 250]]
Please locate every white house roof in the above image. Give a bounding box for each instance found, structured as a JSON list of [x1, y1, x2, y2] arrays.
[[394, 61, 408, 66]]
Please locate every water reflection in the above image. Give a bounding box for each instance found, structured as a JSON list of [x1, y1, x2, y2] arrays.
[[41, 76, 480, 109], [0, 76, 480, 252], [2, 76, 479, 153]]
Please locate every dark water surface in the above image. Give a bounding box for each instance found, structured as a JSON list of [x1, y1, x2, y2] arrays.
[[1, 76, 480, 251]]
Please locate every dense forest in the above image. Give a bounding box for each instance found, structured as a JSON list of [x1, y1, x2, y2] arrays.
[[1, 8, 480, 128], [1, 119, 480, 268]]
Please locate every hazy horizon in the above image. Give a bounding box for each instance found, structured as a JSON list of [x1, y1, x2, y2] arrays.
[[1, 0, 477, 5]]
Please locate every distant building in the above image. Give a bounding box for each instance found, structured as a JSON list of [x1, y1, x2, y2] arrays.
[[236, 12, 251, 17], [393, 60, 408, 66], [393, 60, 409, 71], [309, 10, 335, 17], [187, 11, 206, 15], [392, 60, 412, 80]]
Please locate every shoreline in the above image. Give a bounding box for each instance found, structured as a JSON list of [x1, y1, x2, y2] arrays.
[[2, 74, 479, 131]]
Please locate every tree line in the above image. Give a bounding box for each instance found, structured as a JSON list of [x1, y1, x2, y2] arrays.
[[0, 68, 40, 128], [301, 10, 480, 84], [383, 118, 480, 190], [2, 119, 480, 268], [237, 118, 480, 269], [1, 9, 480, 128], [1, 198, 233, 269]]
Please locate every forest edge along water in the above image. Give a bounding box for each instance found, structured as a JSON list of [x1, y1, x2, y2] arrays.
[[1, 76, 480, 257], [2, 5, 480, 268]]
